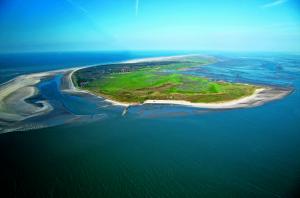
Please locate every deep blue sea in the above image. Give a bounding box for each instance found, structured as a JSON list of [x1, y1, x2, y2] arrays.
[[0, 51, 300, 198]]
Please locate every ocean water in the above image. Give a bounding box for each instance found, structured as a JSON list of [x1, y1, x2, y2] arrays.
[[0, 51, 300, 197]]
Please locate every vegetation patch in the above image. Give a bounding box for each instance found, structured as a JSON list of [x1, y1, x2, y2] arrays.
[[73, 56, 258, 103]]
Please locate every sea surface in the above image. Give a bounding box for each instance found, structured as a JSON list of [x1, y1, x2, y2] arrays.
[[0, 51, 300, 197]]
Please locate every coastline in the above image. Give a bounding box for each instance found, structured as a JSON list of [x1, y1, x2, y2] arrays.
[[68, 55, 292, 109], [72, 86, 290, 109], [0, 54, 293, 123], [143, 88, 266, 109], [0, 69, 73, 121], [0, 54, 293, 133], [65, 69, 131, 107]]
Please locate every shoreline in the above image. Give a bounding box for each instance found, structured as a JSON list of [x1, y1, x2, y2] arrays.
[[0, 53, 293, 123], [0, 68, 74, 122], [143, 88, 266, 109], [0, 53, 291, 133], [73, 86, 290, 109], [68, 55, 292, 109]]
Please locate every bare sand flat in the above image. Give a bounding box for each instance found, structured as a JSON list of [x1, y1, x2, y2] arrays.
[[0, 69, 72, 122]]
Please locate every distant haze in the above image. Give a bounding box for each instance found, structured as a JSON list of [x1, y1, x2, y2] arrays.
[[0, 0, 299, 52]]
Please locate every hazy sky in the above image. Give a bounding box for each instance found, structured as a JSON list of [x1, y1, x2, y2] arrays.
[[0, 0, 299, 52]]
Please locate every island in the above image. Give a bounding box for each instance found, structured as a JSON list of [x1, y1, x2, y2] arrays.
[[0, 54, 293, 133], [71, 55, 289, 108]]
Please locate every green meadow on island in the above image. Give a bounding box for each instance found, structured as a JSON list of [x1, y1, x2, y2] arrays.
[[73, 56, 259, 104], [1, 0, 300, 197]]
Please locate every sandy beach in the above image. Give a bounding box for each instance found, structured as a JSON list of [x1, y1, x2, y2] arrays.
[[68, 70, 291, 109], [0, 54, 293, 124], [64, 70, 131, 107], [143, 87, 291, 109], [73, 86, 290, 109], [0, 69, 73, 122], [68, 55, 292, 109]]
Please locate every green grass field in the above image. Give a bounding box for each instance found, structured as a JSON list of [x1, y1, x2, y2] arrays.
[[74, 56, 258, 103]]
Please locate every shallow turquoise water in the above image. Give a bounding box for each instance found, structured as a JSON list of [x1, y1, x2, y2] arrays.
[[0, 52, 300, 197]]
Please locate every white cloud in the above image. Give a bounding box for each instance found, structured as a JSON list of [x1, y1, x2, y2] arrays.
[[261, 0, 288, 8]]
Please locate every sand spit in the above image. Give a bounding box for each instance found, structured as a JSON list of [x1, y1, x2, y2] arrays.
[[60, 67, 86, 91], [0, 69, 73, 122]]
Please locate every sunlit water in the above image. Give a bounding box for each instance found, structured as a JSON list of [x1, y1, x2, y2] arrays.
[[0, 52, 300, 197]]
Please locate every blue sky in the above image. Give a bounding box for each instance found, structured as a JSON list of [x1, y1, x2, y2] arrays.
[[0, 0, 299, 52]]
